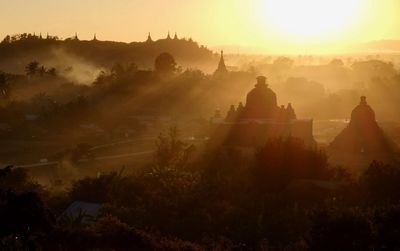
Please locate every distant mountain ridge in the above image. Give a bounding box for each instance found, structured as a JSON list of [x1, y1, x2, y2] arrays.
[[213, 40, 400, 55], [357, 40, 400, 53]]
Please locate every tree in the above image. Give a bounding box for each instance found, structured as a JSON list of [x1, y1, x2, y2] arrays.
[[307, 208, 373, 251], [359, 161, 400, 204], [374, 205, 400, 250], [153, 127, 194, 172], [154, 52, 178, 77], [352, 60, 396, 81], [0, 72, 10, 99], [329, 59, 344, 67], [284, 77, 325, 101], [111, 63, 125, 77], [252, 137, 330, 193], [1, 35, 11, 44], [0, 166, 53, 250], [47, 67, 57, 76], [69, 143, 93, 163], [69, 172, 121, 203], [25, 61, 40, 76], [273, 57, 294, 71], [38, 66, 47, 76]]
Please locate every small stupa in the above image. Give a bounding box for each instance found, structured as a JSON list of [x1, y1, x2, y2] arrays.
[[329, 96, 392, 154]]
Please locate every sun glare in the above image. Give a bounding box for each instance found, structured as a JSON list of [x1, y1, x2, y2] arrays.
[[258, 0, 362, 42]]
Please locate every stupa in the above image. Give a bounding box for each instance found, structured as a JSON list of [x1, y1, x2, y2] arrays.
[[329, 96, 392, 154], [210, 76, 315, 147]]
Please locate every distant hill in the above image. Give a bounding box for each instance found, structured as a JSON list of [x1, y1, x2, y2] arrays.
[[355, 40, 400, 53], [0, 33, 215, 74], [212, 40, 400, 55]]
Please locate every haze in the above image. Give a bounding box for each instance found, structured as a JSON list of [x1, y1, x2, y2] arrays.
[[2, 1, 400, 250]]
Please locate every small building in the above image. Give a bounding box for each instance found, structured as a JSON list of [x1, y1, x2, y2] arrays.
[[61, 201, 103, 225]]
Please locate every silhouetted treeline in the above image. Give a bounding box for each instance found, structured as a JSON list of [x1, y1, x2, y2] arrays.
[[2, 132, 400, 250]]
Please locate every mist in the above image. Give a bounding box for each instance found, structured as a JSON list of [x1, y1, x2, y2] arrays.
[[0, 31, 400, 251], [46, 48, 105, 85]]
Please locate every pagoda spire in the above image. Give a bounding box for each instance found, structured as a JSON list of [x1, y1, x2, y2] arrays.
[[214, 50, 228, 75], [93, 33, 97, 41], [167, 31, 171, 40], [174, 32, 178, 40], [146, 32, 153, 42], [360, 96, 367, 105]]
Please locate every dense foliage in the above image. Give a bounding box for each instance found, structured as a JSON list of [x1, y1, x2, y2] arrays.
[[1, 132, 400, 250]]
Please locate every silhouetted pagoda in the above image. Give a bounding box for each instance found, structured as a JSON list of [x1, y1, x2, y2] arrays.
[[213, 50, 228, 77], [210, 76, 315, 147], [146, 32, 153, 43], [329, 96, 393, 154]]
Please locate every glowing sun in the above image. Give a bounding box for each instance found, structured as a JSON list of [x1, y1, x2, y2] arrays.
[[259, 0, 362, 40]]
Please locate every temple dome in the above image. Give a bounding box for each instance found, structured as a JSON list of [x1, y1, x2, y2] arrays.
[[329, 96, 393, 154], [350, 96, 376, 128], [244, 76, 278, 119]]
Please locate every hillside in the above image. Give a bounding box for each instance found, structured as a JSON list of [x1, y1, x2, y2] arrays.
[[0, 33, 215, 74]]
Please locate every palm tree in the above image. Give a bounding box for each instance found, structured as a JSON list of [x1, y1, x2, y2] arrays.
[[25, 61, 40, 76]]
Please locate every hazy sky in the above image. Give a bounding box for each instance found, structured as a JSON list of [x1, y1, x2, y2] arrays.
[[1, 0, 400, 53]]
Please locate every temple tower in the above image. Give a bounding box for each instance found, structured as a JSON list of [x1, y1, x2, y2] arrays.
[[242, 76, 278, 119], [146, 32, 153, 42], [329, 96, 392, 154], [214, 50, 228, 76]]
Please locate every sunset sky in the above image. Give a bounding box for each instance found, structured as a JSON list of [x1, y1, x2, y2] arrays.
[[1, 0, 400, 53]]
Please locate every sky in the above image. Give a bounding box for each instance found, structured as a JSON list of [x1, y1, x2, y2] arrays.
[[1, 0, 400, 53]]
